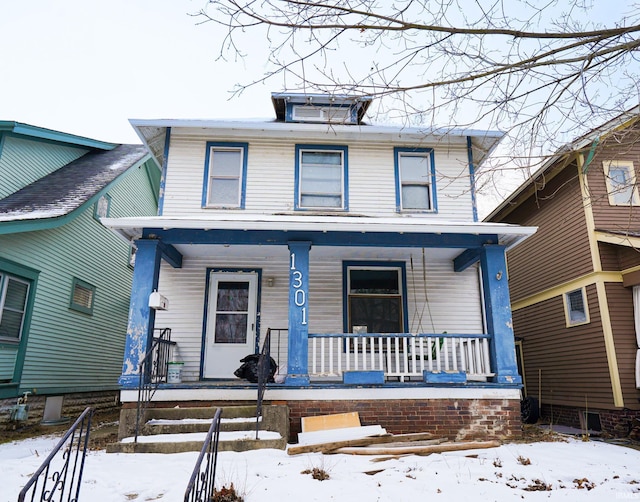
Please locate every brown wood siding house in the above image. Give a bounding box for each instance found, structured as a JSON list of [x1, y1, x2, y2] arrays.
[[487, 111, 640, 436]]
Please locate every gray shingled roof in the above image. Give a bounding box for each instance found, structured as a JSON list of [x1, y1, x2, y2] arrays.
[[0, 144, 148, 222]]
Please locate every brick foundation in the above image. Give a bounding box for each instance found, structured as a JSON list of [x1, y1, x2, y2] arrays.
[[541, 403, 640, 438], [286, 398, 522, 442]]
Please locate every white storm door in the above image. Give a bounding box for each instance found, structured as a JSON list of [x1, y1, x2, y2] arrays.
[[203, 272, 258, 379]]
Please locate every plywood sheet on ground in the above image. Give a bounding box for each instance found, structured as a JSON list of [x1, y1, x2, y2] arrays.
[[301, 412, 361, 433]]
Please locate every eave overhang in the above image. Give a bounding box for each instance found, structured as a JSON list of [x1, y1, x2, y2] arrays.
[[102, 214, 536, 262], [129, 119, 505, 174]]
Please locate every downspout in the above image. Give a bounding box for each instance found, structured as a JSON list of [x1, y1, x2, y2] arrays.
[[157, 127, 171, 216], [467, 136, 478, 222]]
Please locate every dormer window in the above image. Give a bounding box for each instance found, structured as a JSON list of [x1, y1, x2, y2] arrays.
[[291, 105, 354, 124], [272, 92, 372, 125]]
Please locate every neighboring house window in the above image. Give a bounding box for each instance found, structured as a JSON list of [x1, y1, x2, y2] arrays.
[[395, 147, 437, 212], [69, 278, 96, 315], [295, 145, 348, 210], [343, 263, 407, 352], [0, 273, 29, 341], [94, 194, 111, 220], [564, 288, 589, 326], [603, 160, 640, 205], [202, 142, 248, 208]]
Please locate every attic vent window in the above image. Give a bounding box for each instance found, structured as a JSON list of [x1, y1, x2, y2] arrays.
[[70, 278, 96, 315], [292, 105, 353, 124]]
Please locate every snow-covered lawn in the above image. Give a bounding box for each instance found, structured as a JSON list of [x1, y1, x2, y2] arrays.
[[2, 433, 640, 501]]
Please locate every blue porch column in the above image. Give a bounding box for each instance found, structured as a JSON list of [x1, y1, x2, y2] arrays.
[[286, 241, 311, 385], [119, 239, 162, 387], [480, 245, 522, 385]]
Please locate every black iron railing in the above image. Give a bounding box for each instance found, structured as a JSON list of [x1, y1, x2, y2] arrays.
[[18, 407, 94, 502], [255, 328, 275, 439], [184, 408, 223, 502], [135, 328, 176, 443]]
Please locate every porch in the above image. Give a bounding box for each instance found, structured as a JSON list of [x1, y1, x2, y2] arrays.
[[103, 214, 535, 393]]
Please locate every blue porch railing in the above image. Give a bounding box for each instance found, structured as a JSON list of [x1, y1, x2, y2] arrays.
[[307, 333, 493, 382]]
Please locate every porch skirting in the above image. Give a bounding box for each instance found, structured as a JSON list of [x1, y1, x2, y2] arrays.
[[120, 386, 521, 441]]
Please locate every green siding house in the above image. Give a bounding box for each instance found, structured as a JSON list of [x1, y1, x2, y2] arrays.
[[0, 121, 159, 423]]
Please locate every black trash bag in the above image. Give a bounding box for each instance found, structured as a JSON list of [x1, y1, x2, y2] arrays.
[[234, 354, 277, 383]]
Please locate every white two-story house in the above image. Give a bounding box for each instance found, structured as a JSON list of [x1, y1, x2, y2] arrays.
[[103, 93, 536, 441]]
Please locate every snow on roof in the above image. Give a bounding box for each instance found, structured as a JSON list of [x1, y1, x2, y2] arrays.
[[0, 144, 149, 223]]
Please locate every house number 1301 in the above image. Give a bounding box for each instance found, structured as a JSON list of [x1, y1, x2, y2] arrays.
[[290, 252, 307, 325]]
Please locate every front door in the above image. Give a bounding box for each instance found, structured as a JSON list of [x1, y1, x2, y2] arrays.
[[203, 272, 258, 379]]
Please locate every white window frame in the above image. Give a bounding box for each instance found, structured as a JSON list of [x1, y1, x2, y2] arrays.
[[295, 145, 347, 210], [564, 287, 589, 327], [0, 273, 29, 342], [603, 160, 640, 206], [203, 143, 248, 209]]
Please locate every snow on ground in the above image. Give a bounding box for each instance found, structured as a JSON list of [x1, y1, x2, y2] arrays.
[[2, 433, 640, 501]]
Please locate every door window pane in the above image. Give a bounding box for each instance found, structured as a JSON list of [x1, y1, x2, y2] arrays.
[[214, 314, 248, 343], [216, 282, 249, 311]]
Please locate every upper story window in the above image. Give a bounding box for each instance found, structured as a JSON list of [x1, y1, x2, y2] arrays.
[[0, 273, 29, 342], [564, 287, 589, 327], [394, 148, 437, 212], [295, 145, 348, 210], [94, 194, 111, 220], [603, 160, 639, 206], [202, 142, 248, 208]]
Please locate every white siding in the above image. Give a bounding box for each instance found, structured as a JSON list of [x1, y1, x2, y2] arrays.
[[161, 129, 474, 219], [153, 245, 483, 381]]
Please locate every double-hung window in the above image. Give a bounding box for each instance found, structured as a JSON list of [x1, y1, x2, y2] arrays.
[[343, 262, 407, 349], [395, 147, 436, 212], [0, 273, 29, 342], [295, 145, 347, 210], [203, 142, 248, 208], [603, 160, 639, 205]]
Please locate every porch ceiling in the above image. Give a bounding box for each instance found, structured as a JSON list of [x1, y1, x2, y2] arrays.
[[102, 214, 536, 260]]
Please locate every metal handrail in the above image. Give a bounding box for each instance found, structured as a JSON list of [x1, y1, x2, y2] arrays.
[[134, 327, 175, 443], [18, 407, 94, 502], [184, 408, 223, 502], [255, 328, 274, 439]]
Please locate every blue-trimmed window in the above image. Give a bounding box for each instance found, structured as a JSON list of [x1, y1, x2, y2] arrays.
[[295, 144, 348, 210], [394, 147, 437, 212], [202, 142, 248, 208], [69, 278, 96, 315], [342, 262, 408, 338], [93, 194, 111, 220], [0, 273, 30, 342]]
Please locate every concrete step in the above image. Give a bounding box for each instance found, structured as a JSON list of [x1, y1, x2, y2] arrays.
[[144, 416, 260, 435], [106, 430, 286, 454], [111, 404, 289, 453]]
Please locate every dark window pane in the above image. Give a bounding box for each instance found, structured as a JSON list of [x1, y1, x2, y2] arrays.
[[350, 270, 399, 294], [216, 282, 249, 311], [349, 296, 402, 333], [214, 314, 248, 343]]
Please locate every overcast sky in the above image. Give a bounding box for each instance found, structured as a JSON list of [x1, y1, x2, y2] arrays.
[[0, 0, 277, 144]]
